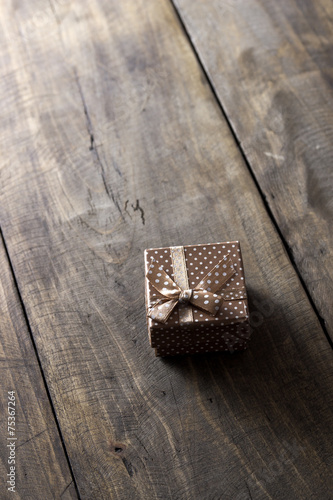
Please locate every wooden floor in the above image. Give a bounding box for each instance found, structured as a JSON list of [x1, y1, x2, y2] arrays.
[[0, 1, 332, 499]]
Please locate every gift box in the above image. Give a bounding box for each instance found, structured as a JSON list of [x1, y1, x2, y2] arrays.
[[144, 241, 250, 356]]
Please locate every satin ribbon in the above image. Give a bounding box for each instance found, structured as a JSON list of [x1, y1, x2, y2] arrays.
[[147, 252, 244, 324]]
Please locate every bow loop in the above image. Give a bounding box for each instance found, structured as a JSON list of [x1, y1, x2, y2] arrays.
[[189, 289, 223, 315], [146, 261, 181, 300]]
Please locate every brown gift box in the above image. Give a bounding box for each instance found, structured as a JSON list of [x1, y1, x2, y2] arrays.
[[144, 241, 250, 357]]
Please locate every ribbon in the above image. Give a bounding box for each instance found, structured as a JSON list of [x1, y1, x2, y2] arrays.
[[147, 249, 244, 324]]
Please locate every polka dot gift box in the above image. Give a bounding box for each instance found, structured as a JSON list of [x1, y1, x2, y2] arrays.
[[144, 241, 250, 356]]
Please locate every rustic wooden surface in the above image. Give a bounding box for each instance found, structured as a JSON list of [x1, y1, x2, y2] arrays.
[[173, 0, 333, 342], [0, 233, 78, 499], [0, 0, 332, 499]]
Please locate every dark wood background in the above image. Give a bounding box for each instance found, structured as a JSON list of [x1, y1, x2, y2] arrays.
[[0, 1, 332, 499]]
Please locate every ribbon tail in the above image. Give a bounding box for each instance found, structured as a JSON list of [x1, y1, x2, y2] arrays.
[[146, 258, 182, 299], [190, 290, 223, 316], [148, 298, 178, 324]]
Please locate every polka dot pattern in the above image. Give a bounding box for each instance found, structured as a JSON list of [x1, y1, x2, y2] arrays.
[[155, 335, 250, 357], [149, 319, 250, 349], [144, 241, 250, 356]]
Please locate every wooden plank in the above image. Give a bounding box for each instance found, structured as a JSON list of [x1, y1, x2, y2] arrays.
[[0, 233, 78, 499], [172, 0, 333, 341], [0, 0, 332, 498]]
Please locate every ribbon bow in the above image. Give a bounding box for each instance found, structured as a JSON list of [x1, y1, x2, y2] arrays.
[[146, 254, 237, 324]]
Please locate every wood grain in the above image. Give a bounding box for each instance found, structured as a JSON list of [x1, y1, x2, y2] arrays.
[[0, 233, 77, 499], [0, 0, 332, 498], [173, 0, 333, 341]]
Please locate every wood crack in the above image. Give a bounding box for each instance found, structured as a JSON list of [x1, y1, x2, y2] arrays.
[[245, 482, 254, 500], [60, 480, 74, 498], [73, 69, 124, 220], [16, 429, 47, 449], [122, 457, 135, 477], [131, 199, 145, 225]]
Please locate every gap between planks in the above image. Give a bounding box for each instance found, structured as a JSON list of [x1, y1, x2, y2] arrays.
[[169, 0, 333, 350], [0, 227, 81, 500]]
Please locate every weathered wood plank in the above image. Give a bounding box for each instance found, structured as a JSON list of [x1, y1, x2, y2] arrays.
[[0, 0, 332, 499], [0, 233, 78, 499], [173, 0, 333, 341]]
